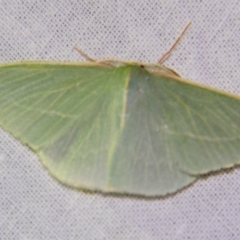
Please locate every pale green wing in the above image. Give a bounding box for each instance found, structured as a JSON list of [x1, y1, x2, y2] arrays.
[[0, 63, 129, 191], [109, 67, 240, 195], [0, 62, 240, 196]]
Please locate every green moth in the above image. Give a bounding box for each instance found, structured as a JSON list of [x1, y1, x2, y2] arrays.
[[1, 25, 240, 197]]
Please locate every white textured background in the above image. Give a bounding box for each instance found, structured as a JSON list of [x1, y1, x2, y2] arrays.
[[0, 1, 240, 239]]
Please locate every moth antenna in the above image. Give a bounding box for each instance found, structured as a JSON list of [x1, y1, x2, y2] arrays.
[[158, 22, 192, 64], [74, 46, 115, 67], [73, 47, 96, 62]]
